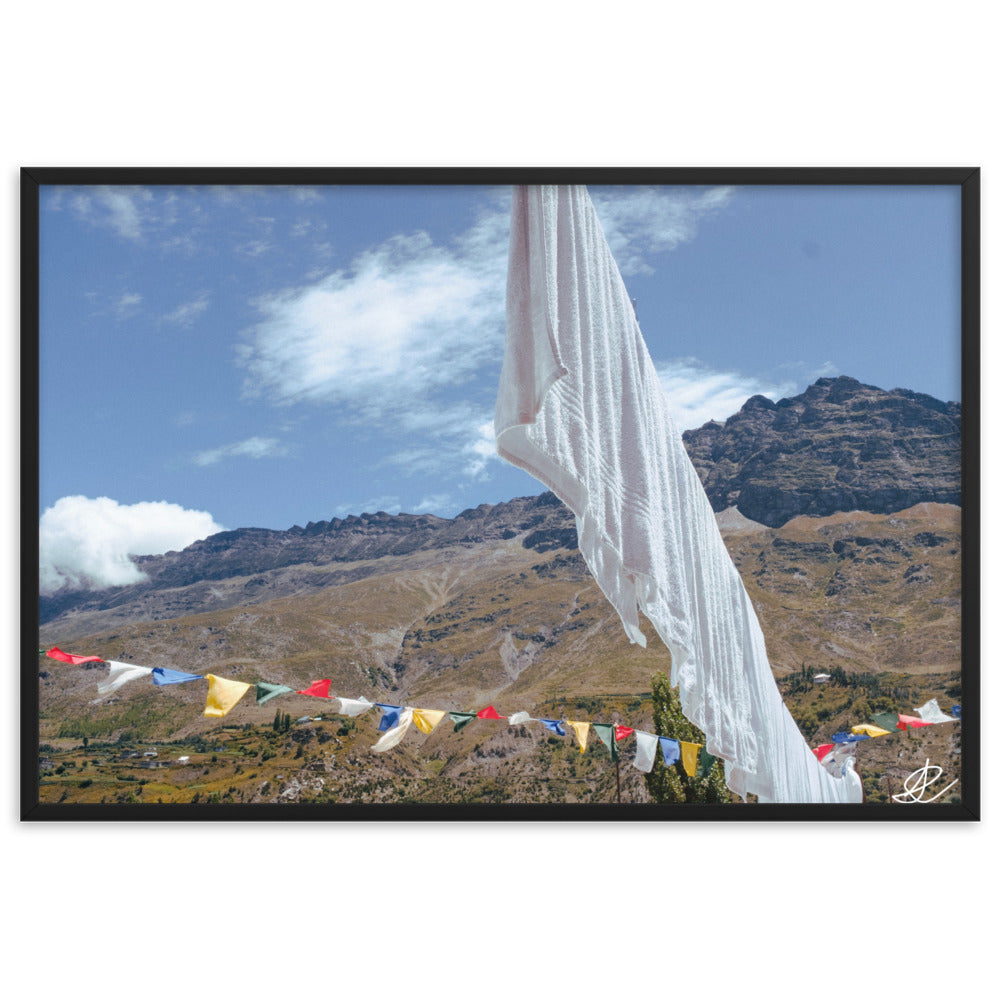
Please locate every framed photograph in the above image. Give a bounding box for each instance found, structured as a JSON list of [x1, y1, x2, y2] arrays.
[[21, 167, 980, 821]]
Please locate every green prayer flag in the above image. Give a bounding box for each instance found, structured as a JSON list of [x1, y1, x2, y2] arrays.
[[870, 711, 900, 733], [256, 682, 294, 704], [592, 723, 619, 761], [449, 712, 477, 732], [697, 746, 715, 778]]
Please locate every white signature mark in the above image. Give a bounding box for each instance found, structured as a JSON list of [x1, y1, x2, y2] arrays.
[[892, 759, 959, 804]]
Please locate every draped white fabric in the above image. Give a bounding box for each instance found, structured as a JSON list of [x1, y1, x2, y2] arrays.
[[330, 696, 375, 717], [495, 185, 861, 804], [97, 660, 153, 695], [632, 731, 659, 773], [914, 699, 956, 724], [370, 709, 413, 752]]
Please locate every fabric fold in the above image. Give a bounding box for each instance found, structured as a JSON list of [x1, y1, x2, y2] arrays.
[[296, 679, 331, 699], [97, 661, 153, 695], [508, 711, 533, 725], [329, 695, 375, 717], [851, 724, 891, 738], [256, 682, 294, 704], [448, 711, 477, 732], [494, 184, 861, 804], [376, 704, 406, 732], [152, 666, 203, 685], [592, 723, 619, 761], [539, 719, 566, 736], [371, 709, 414, 752], [204, 674, 252, 717], [47, 646, 103, 665], [632, 731, 659, 772], [412, 708, 447, 734], [477, 706, 507, 720], [565, 720, 590, 753], [914, 699, 956, 724]]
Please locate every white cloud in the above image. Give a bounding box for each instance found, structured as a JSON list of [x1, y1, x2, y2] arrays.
[[656, 358, 800, 430], [71, 186, 155, 241], [329, 496, 401, 519], [114, 291, 143, 318], [590, 186, 736, 275], [163, 291, 210, 327], [193, 436, 288, 467], [412, 494, 453, 515], [40, 496, 224, 594], [462, 419, 500, 478]]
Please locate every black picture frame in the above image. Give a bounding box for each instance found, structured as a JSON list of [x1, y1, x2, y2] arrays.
[[21, 166, 981, 822]]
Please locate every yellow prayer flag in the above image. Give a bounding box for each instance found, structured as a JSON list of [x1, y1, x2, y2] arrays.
[[851, 723, 892, 738], [680, 740, 702, 777], [566, 720, 590, 753], [412, 708, 447, 734], [204, 674, 252, 718]]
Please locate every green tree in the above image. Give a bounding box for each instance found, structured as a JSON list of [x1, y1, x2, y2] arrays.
[[644, 671, 731, 803]]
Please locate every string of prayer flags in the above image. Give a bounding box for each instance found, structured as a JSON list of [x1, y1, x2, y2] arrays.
[[256, 682, 294, 704], [448, 712, 477, 732], [329, 696, 375, 717], [376, 704, 406, 732], [477, 706, 507, 720], [204, 674, 252, 718], [412, 708, 447, 734], [371, 708, 413, 752], [592, 723, 619, 761], [851, 724, 892, 738], [632, 731, 659, 772], [896, 713, 933, 730], [508, 711, 533, 725], [540, 719, 566, 736], [46, 646, 103, 665], [152, 666, 203, 685], [566, 720, 590, 753], [97, 661, 153, 695], [296, 679, 331, 699]]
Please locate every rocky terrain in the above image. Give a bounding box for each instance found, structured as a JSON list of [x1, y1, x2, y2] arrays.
[[34, 376, 966, 808]]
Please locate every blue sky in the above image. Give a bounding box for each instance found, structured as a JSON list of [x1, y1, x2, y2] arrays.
[[37, 182, 961, 593]]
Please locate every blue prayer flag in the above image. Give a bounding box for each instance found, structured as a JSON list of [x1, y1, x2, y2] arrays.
[[658, 737, 680, 766], [952, 705, 962, 717], [539, 719, 566, 736], [152, 667, 203, 685], [376, 703, 405, 731]]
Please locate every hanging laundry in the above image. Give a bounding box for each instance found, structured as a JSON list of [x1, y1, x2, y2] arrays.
[[46, 646, 103, 665], [371, 709, 413, 752], [565, 720, 590, 753], [152, 666, 203, 685], [592, 723, 619, 761], [477, 706, 507, 720], [680, 741, 702, 777], [296, 679, 331, 699], [448, 712, 477, 732], [412, 708, 447, 734], [614, 725, 634, 742], [539, 719, 566, 736], [659, 737, 681, 767], [329, 696, 375, 717], [255, 682, 294, 704], [914, 699, 957, 724], [851, 724, 892, 738], [376, 704, 406, 732], [97, 661, 152, 695], [632, 731, 659, 772], [204, 675, 252, 717], [508, 711, 533, 725], [494, 184, 861, 805]]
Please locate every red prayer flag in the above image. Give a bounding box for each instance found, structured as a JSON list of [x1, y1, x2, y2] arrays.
[[897, 714, 933, 730], [477, 705, 507, 719], [614, 725, 634, 741], [812, 743, 834, 761], [296, 679, 331, 698], [46, 646, 103, 665]]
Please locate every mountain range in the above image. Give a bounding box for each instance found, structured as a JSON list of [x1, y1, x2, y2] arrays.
[[35, 375, 964, 806]]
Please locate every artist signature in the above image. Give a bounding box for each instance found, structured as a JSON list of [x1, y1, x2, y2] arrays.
[[892, 758, 959, 804]]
